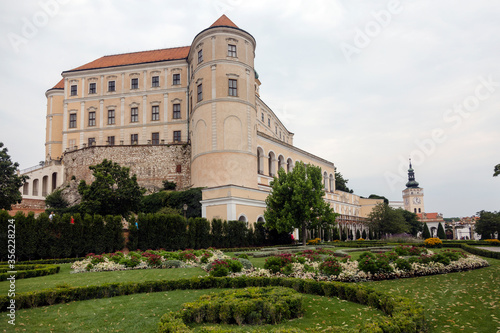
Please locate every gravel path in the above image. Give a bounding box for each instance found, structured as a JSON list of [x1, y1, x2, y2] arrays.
[[477, 246, 500, 252]]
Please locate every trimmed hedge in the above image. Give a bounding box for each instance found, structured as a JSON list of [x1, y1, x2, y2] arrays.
[[0, 276, 427, 332], [179, 287, 303, 325], [459, 244, 500, 259], [0, 264, 60, 281]]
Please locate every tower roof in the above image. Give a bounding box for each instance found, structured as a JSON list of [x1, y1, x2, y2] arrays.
[[406, 159, 420, 188], [210, 15, 239, 29]]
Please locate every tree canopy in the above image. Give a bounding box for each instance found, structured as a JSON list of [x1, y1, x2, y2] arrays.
[[368, 194, 389, 204], [264, 161, 336, 245], [78, 159, 145, 216], [475, 210, 500, 239], [367, 203, 409, 237], [0, 142, 27, 210], [494, 164, 500, 177], [399, 209, 423, 237], [335, 171, 353, 193]]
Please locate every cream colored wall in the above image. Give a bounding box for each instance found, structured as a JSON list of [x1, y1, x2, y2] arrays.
[[189, 26, 258, 190], [55, 62, 189, 152], [359, 198, 384, 217], [45, 91, 65, 160]]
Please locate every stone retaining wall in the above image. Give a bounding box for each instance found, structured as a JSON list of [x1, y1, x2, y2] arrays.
[[62, 144, 191, 192]]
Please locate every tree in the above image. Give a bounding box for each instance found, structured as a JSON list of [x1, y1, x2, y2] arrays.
[[368, 194, 389, 204], [399, 209, 423, 237], [475, 210, 500, 239], [422, 222, 431, 239], [494, 164, 500, 177], [335, 172, 353, 193], [367, 203, 409, 237], [264, 161, 336, 245], [0, 142, 28, 210], [44, 188, 68, 210], [437, 222, 446, 240], [78, 159, 145, 216]]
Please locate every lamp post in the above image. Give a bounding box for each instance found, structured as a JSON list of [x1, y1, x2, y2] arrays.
[[183, 204, 188, 220]]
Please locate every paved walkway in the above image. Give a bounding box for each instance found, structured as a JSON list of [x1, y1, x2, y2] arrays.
[[477, 246, 500, 252]]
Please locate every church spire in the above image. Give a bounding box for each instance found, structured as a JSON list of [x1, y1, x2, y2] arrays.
[[406, 158, 420, 188]]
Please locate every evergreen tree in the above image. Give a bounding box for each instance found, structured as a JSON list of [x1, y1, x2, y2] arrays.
[[422, 222, 431, 239], [362, 230, 367, 239], [0, 142, 28, 210], [437, 222, 446, 240]]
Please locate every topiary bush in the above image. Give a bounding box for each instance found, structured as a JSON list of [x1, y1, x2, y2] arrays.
[[179, 287, 304, 326]]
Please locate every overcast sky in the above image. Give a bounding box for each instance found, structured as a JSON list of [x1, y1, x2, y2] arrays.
[[1, 0, 499, 217]]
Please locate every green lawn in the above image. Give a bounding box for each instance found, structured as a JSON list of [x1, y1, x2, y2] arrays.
[[1, 248, 498, 332], [0, 289, 384, 332]]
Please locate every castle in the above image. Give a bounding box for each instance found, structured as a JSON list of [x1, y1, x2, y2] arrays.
[[16, 15, 381, 234]]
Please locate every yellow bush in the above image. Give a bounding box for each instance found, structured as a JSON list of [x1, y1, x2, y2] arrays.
[[485, 239, 500, 245], [307, 238, 321, 245], [424, 237, 442, 248], [356, 238, 365, 241]]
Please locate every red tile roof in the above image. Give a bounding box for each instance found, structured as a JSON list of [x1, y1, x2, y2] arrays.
[[210, 14, 239, 28], [51, 78, 64, 90], [65, 46, 190, 73]]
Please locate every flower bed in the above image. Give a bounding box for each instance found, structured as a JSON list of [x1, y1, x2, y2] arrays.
[[71, 249, 234, 273], [230, 246, 489, 282]]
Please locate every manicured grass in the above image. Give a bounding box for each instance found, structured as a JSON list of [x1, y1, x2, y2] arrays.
[[0, 263, 206, 294], [363, 256, 500, 332], [2, 248, 498, 332], [0, 288, 383, 332]]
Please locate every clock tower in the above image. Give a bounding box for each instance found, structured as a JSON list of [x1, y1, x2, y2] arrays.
[[402, 160, 425, 214]]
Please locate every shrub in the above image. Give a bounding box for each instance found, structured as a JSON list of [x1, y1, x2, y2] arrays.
[[237, 253, 249, 260], [208, 260, 230, 277], [164, 260, 184, 268], [179, 287, 303, 325], [227, 259, 243, 273], [264, 254, 294, 274], [306, 238, 321, 245], [158, 312, 191, 333], [485, 239, 500, 246], [431, 253, 450, 265], [394, 258, 411, 271], [237, 258, 253, 270], [319, 258, 342, 276], [119, 257, 141, 268], [424, 237, 442, 248]]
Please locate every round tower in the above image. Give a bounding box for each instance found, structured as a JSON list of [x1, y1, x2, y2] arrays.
[[189, 15, 258, 188]]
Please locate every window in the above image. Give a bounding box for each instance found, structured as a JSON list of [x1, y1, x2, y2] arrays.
[[89, 82, 96, 94], [173, 131, 181, 142], [152, 132, 159, 145], [173, 103, 181, 119], [198, 49, 203, 63], [68, 139, 76, 149], [108, 81, 115, 92], [173, 73, 180, 85], [261, 113, 264, 122], [176, 165, 182, 173], [69, 114, 77, 128], [131, 134, 138, 145], [152, 76, 159, 87], [268, 118, 270, 127], [107, 136, 115, 145], [275, 126, 277, 134], [197, 84, 203, 102], [70, 85, 77, 96], [228, 44, 237, 57], [107, 109, 115, 125], [88, 111, 96, 126], [88, 137, 96, 146], [152, 105, 160, 121], [130, 107, 138, 122], [228, 79, 237, 96], [131, 78, 139, 89]]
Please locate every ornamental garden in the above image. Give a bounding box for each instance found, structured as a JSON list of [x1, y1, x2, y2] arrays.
[[1, 231, 499, 332]]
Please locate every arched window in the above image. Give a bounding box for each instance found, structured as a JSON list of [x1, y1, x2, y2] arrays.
[[323, 172, 328, 191], [278, 155, 285, 172], [287, 158, 293, 173], [268, 151, 276, 177], [238, 214, 248, 223], [42, 175, 49, 197], [23, 182, 29, 195], [257, 216, 265, 223], [329, 174, 334, 192], [32, 179, 39, 196], [51, 172, 58, 192], [257, 147, 265, 174]]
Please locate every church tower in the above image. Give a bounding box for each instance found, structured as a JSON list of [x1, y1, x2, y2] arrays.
[[189, 15, 258, 189], [402, 160, 425, 214]]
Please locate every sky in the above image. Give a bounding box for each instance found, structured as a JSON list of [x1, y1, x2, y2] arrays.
[[0, 0, 499, 218]]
